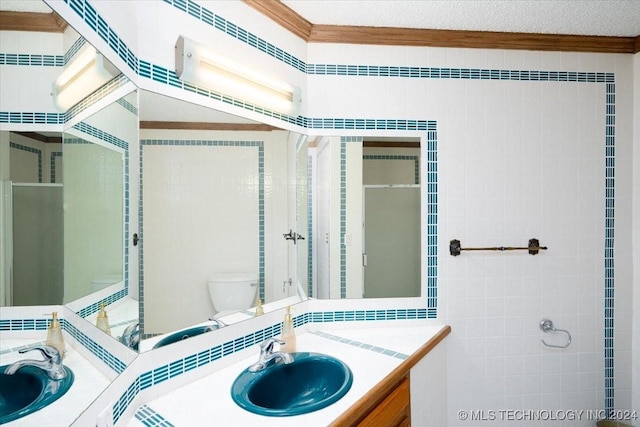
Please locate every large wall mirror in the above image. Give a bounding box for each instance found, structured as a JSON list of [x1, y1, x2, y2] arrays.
[[0, 3, 139, 351], [62, 87, 139, 346], [310, 136, 426, 300], [136, 90, 308, 351]]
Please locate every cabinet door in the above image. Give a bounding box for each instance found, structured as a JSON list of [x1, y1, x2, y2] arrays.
[[357, 376, 410, 427]]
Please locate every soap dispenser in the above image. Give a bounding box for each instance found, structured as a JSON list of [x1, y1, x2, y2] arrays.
[[255, 299, 264, 317], [280, 306, 296, 353], [46, 312, 66, 358], [96, 302, 112, 336]]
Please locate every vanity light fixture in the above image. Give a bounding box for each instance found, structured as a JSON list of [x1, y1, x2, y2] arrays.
[[52, 44, 119, 111], [175, 35, 301, 116]]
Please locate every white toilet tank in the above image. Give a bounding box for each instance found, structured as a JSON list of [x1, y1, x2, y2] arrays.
[[207, 273, 259, 316]]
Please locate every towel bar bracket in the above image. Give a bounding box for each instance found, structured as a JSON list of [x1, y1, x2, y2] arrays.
[[449, 238, 547, 256]]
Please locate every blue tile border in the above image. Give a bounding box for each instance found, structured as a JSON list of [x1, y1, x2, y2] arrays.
[[0, 317, 127, 374], [50, 151, 63, 183], [310, 330, 408, 360], [134, 404, 175, 427], [363, 154, 420, 185], [138, 139, 265, 338], [307, 155, 314, 298], [9, 142, 42, 183], [603, 82, 616, 416]]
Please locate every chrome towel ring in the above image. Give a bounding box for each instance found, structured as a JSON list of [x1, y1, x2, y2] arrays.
[[540, 319, 572, 349]]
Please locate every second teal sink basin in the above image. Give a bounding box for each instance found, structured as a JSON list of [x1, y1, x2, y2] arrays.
[[231, 352, 353, 416], [0, 364, 74, 424], [153, 325, 217, 349]]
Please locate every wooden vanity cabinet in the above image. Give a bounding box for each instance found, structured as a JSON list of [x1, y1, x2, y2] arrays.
[[329, 325, 451, 427], [332, 374, 411, 427]]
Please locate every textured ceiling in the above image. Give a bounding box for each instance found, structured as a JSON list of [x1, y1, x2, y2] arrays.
[[3, 1, 639, 37], [282, 0, 640, 37], [0, 1, 52, 13]]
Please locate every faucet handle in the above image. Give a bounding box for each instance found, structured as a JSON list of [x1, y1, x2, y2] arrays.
[[19, 344, 61, 362], [260, 338, 284, 354]]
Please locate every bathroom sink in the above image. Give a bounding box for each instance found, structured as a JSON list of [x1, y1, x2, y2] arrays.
[[231, 352, 353, 416], [0, 364, 74, 423], [152, 325, 218, 349]]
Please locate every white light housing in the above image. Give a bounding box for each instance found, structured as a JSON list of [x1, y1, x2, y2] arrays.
[[52, 44, 119, 111], [175, 35, 301, 116]]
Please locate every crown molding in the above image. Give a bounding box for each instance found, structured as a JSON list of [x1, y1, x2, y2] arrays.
[[0, 11, 67, 33], [13, 131, 62, 144], [243, 0, 312, 40], [244, 0, 638, 54]]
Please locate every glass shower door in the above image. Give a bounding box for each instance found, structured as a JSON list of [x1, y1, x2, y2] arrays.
[[11, 183, 63, 305]]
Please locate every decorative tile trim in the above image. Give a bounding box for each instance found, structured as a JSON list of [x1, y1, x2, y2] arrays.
[[162, 0, 306, 73], [425, 130, 438, 319], [363, 154, 420, 185], [64, 0, 138, 72], [134, 405, 175, 427], [50, 151, 63, 183], [310, 330, 408, 360], [307, 66, 615, 82], [9, 142, 43, 183], [64, 73, 131, 124], [117, 96, 138, 116], [0, 111, 64, 125], [307, 155, 313, 298], [62, 318, 128, 374], [138, 139, 265, 338], [70, 121, 129, 150], [0, 53, 63, 66], [603, 82, 615, 416], [0, 318, 127, 374]]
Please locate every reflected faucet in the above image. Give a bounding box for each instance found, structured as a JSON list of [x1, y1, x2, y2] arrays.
[[248, 338, 293, 372], [4, 344, 67, 380], [120, 323, 140, 349], [206, 317, 227, 331]]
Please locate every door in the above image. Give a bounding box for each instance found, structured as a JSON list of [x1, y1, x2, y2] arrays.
[[363, 186, 420, 298]]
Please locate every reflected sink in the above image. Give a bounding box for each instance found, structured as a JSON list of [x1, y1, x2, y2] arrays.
[[152, 325, 218, 349], [231, 352, 353, 416], [0, 365, 74, 424]]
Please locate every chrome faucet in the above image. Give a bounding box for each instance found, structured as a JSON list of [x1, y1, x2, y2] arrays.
[[119, 323, 140, 349], [4, 344, 67, 380], [248, 338, 293, 372], [206, 317, 227, 331]]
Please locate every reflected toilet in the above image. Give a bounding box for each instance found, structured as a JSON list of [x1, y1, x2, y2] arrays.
[[207, 273, 259, 318]]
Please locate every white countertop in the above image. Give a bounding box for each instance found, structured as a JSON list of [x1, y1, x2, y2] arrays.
[[127, 323, 446, 427], [0, 338, 111, 427]]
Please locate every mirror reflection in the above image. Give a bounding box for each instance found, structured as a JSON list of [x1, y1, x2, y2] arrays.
[[310, 136, 423, 299], [0, 4, 138, 351], [63, 127, 124, 303], [5, 132, 63, 306], [137, 91, 308, 350]]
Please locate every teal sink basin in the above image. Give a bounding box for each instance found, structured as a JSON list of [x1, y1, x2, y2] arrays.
[[152, 325, 217, 349], [0, 364, 74, 423], [231, 352, 353, 416]]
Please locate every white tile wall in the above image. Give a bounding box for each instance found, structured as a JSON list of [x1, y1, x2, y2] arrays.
[[2, 0, 638, 424]]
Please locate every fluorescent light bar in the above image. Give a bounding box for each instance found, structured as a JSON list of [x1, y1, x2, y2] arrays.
[[52, 44, 119, 111], [175, 35, 301, 115]]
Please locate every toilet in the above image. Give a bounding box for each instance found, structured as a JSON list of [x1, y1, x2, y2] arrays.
[[207, 273, 259, 317]]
